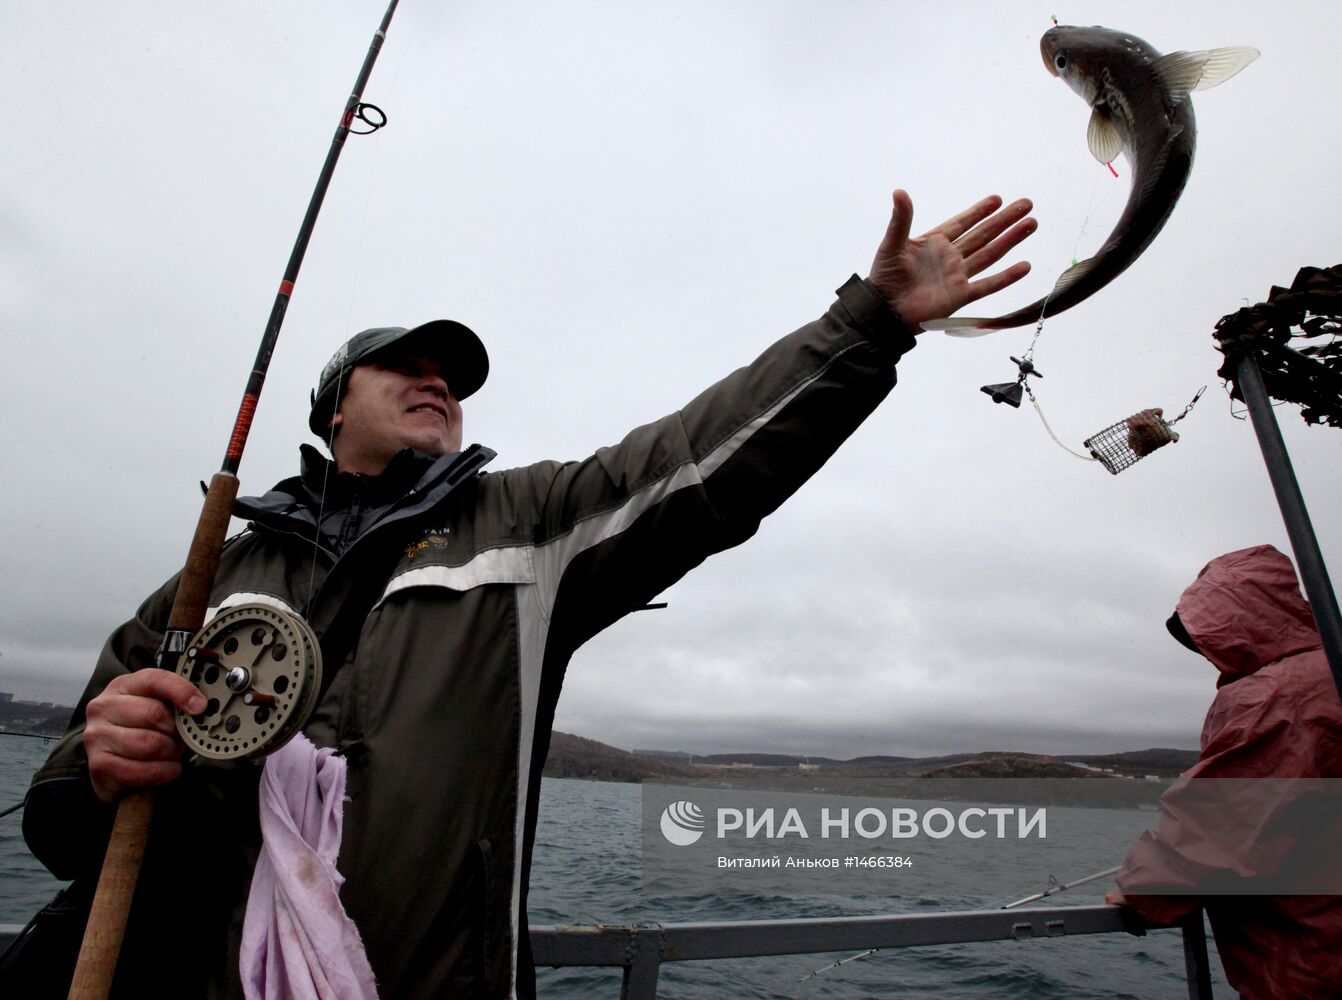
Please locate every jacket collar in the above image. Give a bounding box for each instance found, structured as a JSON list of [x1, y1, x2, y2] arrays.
[[296, 444, 439, 507], [236, 443, 495, 525]]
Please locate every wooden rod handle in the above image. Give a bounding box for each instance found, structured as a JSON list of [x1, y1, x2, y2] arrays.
[[71, 472, 239, 997], [67, 789, 156, 1000], [167, 472, 240, 634]]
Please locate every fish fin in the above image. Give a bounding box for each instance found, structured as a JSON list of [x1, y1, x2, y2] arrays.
[[925, 258, 1099, 336], [1087, 108, 1125, 165], [1189, 47, 1261, 90], [919, 317, 999, 337], [1052, 257, 1097, 298], [1153, 47, 1260, 99]]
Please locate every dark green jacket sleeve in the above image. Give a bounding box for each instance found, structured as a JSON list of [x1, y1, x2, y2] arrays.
[[515, 275, 916, 647], [23, 575, 178, 880]]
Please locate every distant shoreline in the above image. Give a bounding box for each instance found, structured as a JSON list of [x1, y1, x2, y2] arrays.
[[541, 731, 1196, 806], [2, 711, 1199, 798]]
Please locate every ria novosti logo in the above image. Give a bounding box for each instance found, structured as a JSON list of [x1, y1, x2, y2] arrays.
[[659, 800, 706, 846]]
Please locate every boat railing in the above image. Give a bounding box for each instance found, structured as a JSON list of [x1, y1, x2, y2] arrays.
[[527, 903, 1214, 999], [0, 903, 1212, 998]]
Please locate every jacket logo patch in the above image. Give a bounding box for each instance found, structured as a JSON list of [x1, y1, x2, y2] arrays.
[[404, 529, 451, 560]]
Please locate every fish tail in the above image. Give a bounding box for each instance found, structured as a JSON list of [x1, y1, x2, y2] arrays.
[[919, 317, 1002, 337]]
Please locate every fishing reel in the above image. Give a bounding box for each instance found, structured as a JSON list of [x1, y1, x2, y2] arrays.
[[172, 604, 322, 761]]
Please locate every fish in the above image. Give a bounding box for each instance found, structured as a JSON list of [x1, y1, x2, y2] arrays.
[[921, 26, 1258, 335]]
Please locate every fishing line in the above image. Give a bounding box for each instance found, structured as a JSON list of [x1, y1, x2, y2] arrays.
[[308, 120, 378, 607], [306, 375, 344, 610], [1011, 168, 1121, 373], [979, 163, 1205, 474], [342, 16, 413, 331], [1023, 382, 1096, 462], [305, 22, 416, 607], [1070, 165, 1122, 266]]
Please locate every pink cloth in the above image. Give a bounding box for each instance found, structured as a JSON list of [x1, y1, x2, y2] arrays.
[[241, 733, 379, 1000]]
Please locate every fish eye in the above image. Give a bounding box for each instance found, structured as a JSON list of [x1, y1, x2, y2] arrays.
[[1054, 54, 1067, 70]]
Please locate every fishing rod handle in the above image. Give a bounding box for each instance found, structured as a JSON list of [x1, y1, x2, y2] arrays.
[[67, 789, 157, 1000], [70, 471, 239, 997], [166, 472, 240, 635]]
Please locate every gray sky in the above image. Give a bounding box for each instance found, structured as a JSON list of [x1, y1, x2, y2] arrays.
[[2, 1, 1338, 759]]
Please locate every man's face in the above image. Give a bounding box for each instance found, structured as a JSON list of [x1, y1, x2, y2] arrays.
[[329, 352, 463, 474]]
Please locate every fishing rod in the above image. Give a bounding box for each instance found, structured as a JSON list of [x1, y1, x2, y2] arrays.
[[797, 863, 1123, 983], [1000, 864, 1121, 909], [68, 4, 403, 997], [0, 734, 61, 821]]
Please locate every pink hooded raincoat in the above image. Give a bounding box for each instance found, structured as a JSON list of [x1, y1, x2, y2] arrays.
[[1115, 545, 1342, 998]]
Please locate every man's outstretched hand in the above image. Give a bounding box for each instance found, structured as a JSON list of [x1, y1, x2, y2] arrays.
[[868, 190, 1036, 329]]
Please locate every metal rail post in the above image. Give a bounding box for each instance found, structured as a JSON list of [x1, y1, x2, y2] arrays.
[[1236, 352, 1342, 700], [619, 925, 664, 1000], [1180, 909, 1215, 1000]]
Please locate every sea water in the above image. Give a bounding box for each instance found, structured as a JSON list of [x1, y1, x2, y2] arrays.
[[0, 740, 1232, 997]]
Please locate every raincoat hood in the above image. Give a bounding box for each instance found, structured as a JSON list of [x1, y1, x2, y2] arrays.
[[1175, 544, 1321, 685]]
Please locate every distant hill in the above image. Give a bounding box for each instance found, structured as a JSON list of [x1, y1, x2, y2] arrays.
[[542, 732, 698, 783], [1068, 748, 1200, 775], [544, 734, 1199, 786], [920, 753, 1093, 780], [635, 750, 845, 766], [843, 753, 984, 776], [0, 698, 74, 737], [696, 752, 841, 767]]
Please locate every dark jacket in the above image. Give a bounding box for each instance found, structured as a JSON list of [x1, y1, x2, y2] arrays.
[[25, 276, 916, 997], [1115, 545, 1342, 1000]]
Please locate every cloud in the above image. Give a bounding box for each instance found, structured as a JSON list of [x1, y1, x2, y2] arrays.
[[2, 1, 1337, 765]]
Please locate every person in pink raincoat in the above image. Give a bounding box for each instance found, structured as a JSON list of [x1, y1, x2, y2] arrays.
[[1108, 544, 1342, 999]]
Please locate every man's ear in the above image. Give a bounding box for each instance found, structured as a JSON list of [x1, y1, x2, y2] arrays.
[[324, 408, 343, 453]]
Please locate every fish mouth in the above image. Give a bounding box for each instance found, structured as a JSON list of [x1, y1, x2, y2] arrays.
[[1040, 40, 1061, 77]]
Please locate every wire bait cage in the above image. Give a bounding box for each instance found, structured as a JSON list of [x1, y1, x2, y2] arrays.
[[981, 349, 1206, 476], [1082, 408, 1180, 475]]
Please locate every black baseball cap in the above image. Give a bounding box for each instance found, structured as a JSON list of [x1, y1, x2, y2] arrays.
[[308, 320, 489, 439]]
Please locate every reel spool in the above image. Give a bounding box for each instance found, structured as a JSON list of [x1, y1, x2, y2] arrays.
[[173, 603, 322, 761]]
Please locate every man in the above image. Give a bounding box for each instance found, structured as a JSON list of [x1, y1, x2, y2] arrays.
[[1108, 545, 1342, 999], [25, 190, 1036, 997]]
